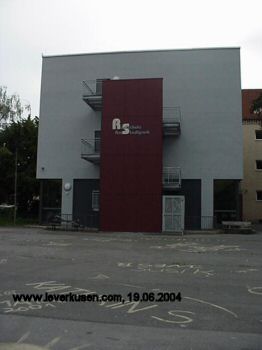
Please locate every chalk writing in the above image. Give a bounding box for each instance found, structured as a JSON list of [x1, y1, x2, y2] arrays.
[[47, 242, 72, 247], [150, 242, 244, 253], [0, 289, 16, 296], [90, 274, 110, 280], [152, 310, 195, 324], [117, 262, 214, 277], [235, 268, 258, 273], [0, 331, 92, 350], [0, 298, 55, 313]]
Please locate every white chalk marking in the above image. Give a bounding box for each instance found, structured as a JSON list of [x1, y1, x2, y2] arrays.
[[150, 243, 245, 253], [26, 281, 72, 293], [118, 283, 143, 289], [248, 286, 262, 295], [236, 268, 258, 274], [47, 242, 71, 247], [90, 274, 110, 280], [0, 300, 12, 307], [106, 300, 158, 314], [45, 337, 61, 348], [16, 332, 30, 343], [184, 296, 238, 318], [105, 302, 123, 308], [152, 310, 194, 324], [117, 262, 132, 267]]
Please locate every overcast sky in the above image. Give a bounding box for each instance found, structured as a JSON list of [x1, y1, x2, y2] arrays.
[[0, 0, 262, 116]]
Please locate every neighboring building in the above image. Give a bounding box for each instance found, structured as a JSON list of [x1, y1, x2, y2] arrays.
[[37, 48, 243, 232], [242, 89, 262, 222]]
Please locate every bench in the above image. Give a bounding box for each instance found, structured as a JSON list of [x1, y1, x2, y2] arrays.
[[49, 216, 61, 230], [222, 221, 253, 234], [49, 215, 81, 231], [222, 221, 251, 229]]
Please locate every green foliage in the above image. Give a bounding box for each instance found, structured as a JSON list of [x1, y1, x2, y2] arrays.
[[0, 146, 13, 202], [0, 116, 39, 217], [0, 86, 26, 123]]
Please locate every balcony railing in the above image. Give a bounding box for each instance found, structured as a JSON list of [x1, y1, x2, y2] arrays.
[[81, 138, 101, 164], [163, 107, 181, 136], [163, 167, 181, 189], [82, 79, 106, 110]]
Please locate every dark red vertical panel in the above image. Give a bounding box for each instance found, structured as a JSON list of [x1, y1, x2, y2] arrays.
[[100, 79, 162, 232]]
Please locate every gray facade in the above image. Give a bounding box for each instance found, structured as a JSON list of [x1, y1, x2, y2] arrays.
[[37, 48, 243, 228]]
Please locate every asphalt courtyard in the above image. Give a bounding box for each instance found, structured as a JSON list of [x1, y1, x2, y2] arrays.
[[0, 227, 261, 350]]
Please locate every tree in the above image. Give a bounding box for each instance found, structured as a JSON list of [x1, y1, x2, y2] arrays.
[[0, 86, 30, 123], [251, 93, 262, 116], [0, 116, 39, 217], [0, 146, 13, 203]]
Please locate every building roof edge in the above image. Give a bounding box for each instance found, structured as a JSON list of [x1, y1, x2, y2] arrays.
[[42, 47, 241, 59]]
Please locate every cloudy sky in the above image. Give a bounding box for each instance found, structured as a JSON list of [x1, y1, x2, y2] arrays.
[[0, 0, 262, 116]]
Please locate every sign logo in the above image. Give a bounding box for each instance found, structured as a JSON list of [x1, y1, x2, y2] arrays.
[[112, 118, 150, 136], [112, 118, 130, 134]]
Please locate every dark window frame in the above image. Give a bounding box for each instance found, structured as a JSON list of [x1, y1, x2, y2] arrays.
[[255, 130, 262, 140], [256, 191, 262, 201], [92, 190, 100, 211], [256, 160, 262, 170]]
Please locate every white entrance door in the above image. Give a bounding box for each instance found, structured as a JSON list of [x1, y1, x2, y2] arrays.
[[162, 196, 185, 232]]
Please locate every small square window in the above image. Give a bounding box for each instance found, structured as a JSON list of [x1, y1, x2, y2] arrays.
[[256, 191, 262, 201], [255, 130, 262, 140], [256, 160, 262, 170], [92, 190, 100, 211]]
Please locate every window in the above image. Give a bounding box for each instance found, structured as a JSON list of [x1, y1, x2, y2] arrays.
[[92, 190, 100, 211], [256, 191, 262, 201], [255, 130, 262, 140], [256, 160, 262, 170], [94, 130, 101, 153]]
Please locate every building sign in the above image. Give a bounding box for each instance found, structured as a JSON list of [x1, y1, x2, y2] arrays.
[[101, 78, 162, 233], [112, 118, 150, 135]]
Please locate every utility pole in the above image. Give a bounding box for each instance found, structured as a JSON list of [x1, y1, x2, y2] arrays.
[[14, 148, 18, 224]]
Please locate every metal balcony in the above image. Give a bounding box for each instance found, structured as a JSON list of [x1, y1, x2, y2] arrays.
[[163, 107, 181, 136], [82, 79, 105, 111], [81, 138, 101, 164], [163, 167, 181, 189]]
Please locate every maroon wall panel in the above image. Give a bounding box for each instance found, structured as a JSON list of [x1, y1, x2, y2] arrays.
[[100, 79, 163, 232]]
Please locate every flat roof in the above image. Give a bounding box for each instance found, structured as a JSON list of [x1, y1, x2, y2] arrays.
[[42, 47, 240, 59]]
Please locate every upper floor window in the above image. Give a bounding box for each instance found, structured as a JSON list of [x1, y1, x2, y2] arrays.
[[256, 160, 262, 170], [256, 191, 262, 201], [255, 130, 262, 140], [94, 130, 101, 153]]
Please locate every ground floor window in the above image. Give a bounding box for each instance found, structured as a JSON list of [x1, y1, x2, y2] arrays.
[[214, 180, 241, 223], [92, 190, 100, 211]]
